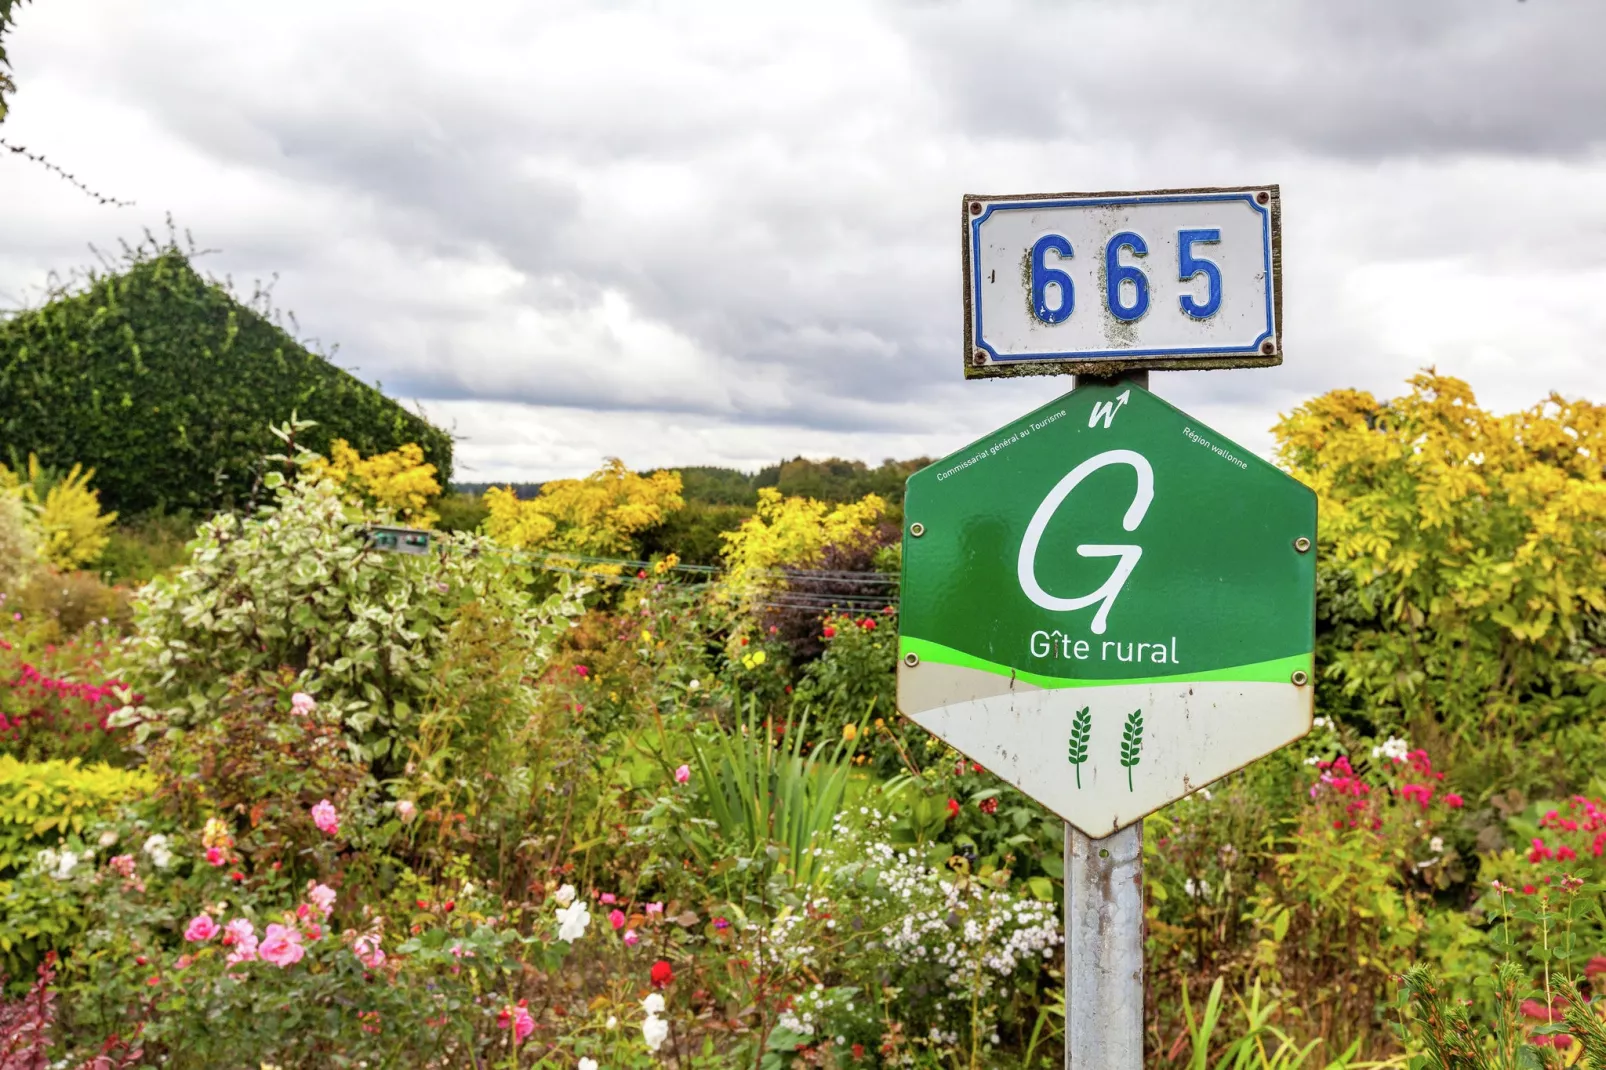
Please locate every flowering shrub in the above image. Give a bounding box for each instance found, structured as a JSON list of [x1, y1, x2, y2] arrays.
[[0, 635, 131, 763], [309, 438, 442, 526]]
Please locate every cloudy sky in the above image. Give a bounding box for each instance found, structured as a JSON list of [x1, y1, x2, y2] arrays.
[[3, 0, 1604, 482]]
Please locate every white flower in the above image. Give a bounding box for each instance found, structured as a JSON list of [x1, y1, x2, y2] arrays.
[[687, 678, 700, 691], [1312, 717, 1328, 729], [556, 899, 591, 942], [1430, 836, 1445, 854], [642, 993, 666, 1016], [38, 848, 79, 880], [98, 830, 119, 848], [606, 1015, 618, 1029], [1371, 736, 1410, 762], [553, 883, 577, 907], [642, 1014, 669, 1052], [461, 881, 475, 897], [1183, 878, 1211, 900], [1304, 755, 1320, 765], [142, 834, 173, 869], [579, 1060, 599, 1070]]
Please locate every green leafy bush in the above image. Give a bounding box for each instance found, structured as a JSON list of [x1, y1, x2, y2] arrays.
[[0, 756, 153, 874], [0, 244, 452, 515], [116, 468, 581, 767], [0, 756, 152, 984]]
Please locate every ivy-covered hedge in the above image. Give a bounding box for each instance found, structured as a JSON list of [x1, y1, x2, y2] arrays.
[[0, 248, 452, 515]]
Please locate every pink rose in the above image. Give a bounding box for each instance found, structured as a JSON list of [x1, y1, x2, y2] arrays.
[[306, 881, 337, 917], [291, 692, 317, 714], [609, 909, 626, 930], [674, 764, 691, 784], [624, 928, 640, 947], [310, 799, 340, 836], [353, 933, 386, 969], [205, 846, 226, 867], [645, 902, 663, 916], [513, 1006, 534, 1043], [109, 854, 136, 878], [599, 892, 617, 905], [259, 923, 305, 968], [223, 918, 258, 963], [184, 914, 219, 942]]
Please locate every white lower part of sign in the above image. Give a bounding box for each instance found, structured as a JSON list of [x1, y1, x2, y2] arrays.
[[907, 678, 1310, 836]]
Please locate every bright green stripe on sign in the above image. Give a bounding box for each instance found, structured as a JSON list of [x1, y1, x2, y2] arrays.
[[900, 636, 1311, 689]]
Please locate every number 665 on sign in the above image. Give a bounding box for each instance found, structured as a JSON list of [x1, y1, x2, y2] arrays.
[[961, 186, 1282, 378]]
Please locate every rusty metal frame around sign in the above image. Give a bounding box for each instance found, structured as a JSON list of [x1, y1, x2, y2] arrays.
[[960, 185, 1283, 381]]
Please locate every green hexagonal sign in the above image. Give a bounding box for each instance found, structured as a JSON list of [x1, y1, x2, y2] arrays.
[[898, 382, 1316, 836]]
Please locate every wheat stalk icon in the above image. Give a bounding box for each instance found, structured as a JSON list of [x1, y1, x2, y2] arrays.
[[1119, 709, 1144, 792], [1067, 706, 1092, 788]]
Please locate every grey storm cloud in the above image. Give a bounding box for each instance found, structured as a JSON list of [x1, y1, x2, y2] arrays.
[[906, 0, 1606, 161], [2, 0, 1605, 479]]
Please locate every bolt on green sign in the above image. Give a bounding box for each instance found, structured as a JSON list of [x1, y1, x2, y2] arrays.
[[898, 382, 1316, 835]]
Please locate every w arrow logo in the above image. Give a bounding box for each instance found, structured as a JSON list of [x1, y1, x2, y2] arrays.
[[1088, 389, 1131, 429]]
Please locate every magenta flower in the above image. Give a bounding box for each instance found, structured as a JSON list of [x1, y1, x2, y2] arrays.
[[674, 765, 691, 784], [310, 799, 340, 836], [259, 923, 306, 968], [205, 846, 226, 867], [184, 914, 219, 942], [600, 892, 617, 905], [609, 908, 626, 930]]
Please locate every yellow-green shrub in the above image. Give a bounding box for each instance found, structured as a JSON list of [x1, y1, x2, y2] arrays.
[[0, 756, 154, 874]]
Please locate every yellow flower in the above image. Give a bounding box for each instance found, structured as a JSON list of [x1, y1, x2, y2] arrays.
[[842, 723, 858, 741], [641, 630, 654, 642], [751, 650, 766, 666]]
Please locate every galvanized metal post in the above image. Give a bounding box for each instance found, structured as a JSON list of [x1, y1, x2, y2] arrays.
[[1065, 368, 1149, 1070], [1065, 821, 1145, 1069]]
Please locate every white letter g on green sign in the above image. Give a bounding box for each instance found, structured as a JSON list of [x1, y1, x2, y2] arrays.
[[1017, 449, 1154, 635]]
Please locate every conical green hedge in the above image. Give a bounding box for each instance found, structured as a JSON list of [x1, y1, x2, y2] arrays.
[[0, 247, 452, 515]]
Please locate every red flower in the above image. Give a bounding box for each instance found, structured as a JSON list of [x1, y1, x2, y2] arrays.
[[637, 569, 648, 579], [650, 960, 674, 988], [945, 798, 959, 819], [853, 1043, 865, 1058], [978, 797, 998, 815], [1585, 956, 1606, 979], [822, 625, 836, 638], [1444, 793, 1464, 808], [1524, 884, 1538, 895], [860, 618, 876, 630], [444, 899, 456, 913], [1529, 839, 1554, 864]]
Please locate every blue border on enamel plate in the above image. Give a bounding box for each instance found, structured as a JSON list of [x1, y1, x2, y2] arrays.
[[972, 192, 1274, 363]]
